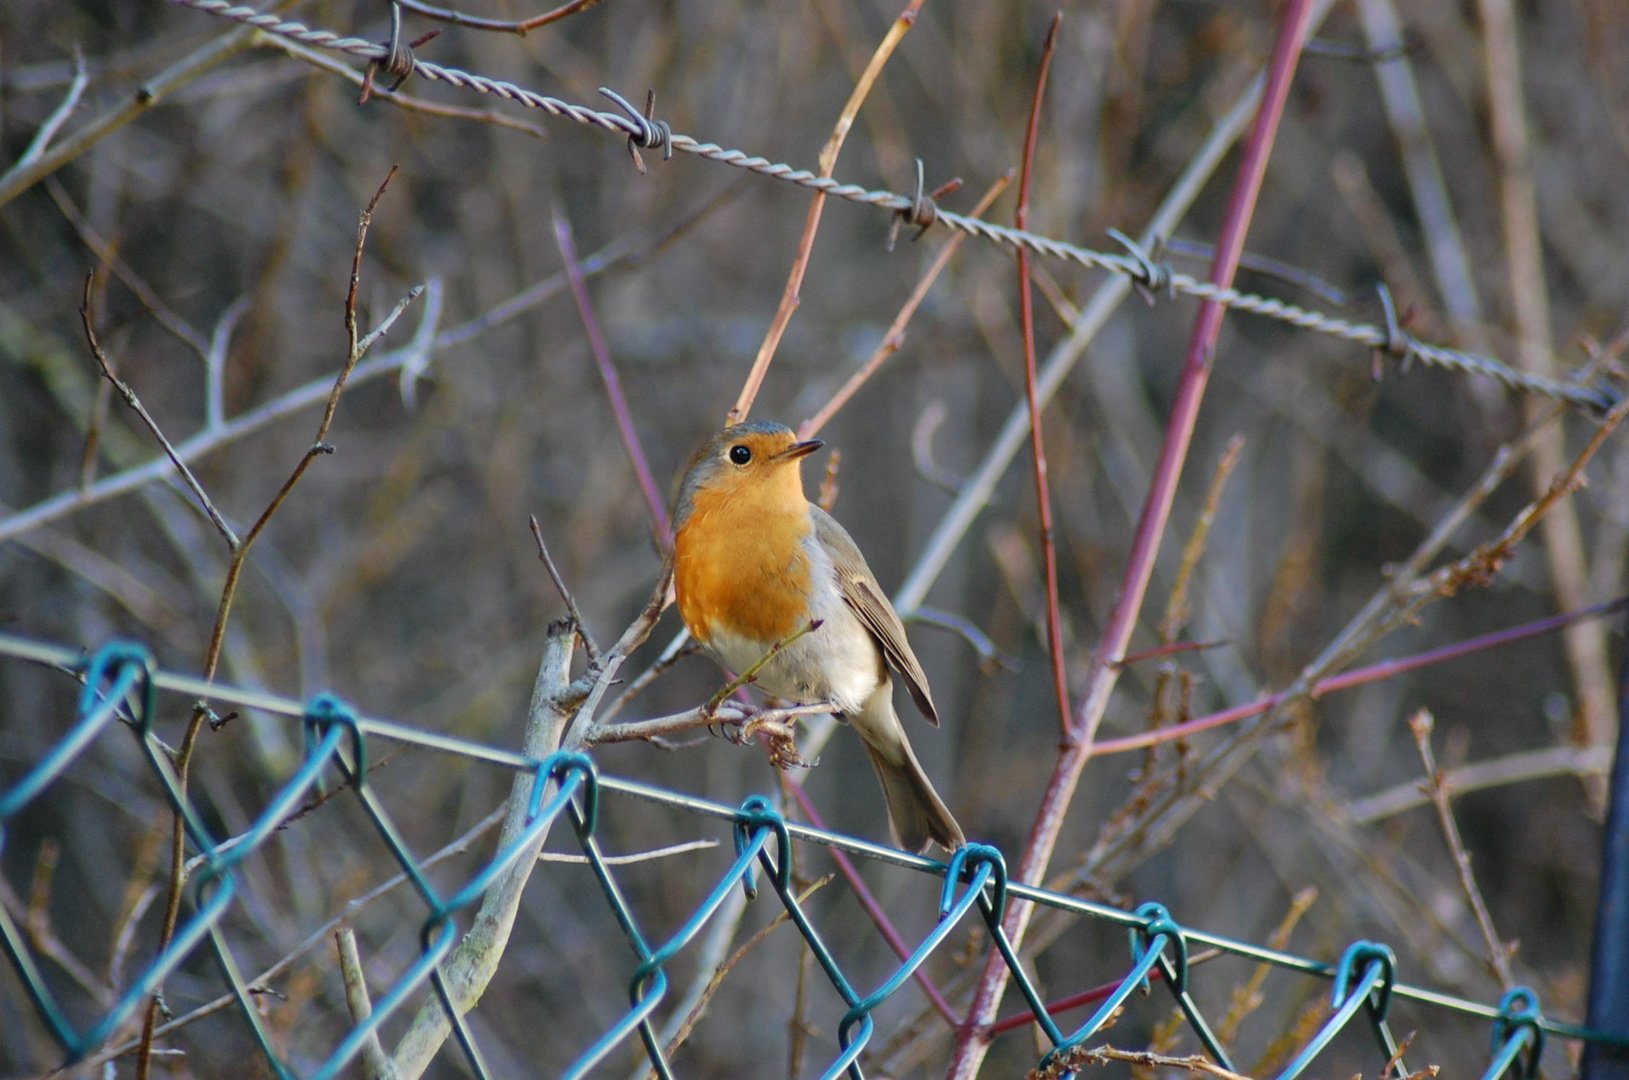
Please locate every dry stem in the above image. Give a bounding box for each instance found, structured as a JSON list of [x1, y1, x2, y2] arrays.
[[1407, 710, 1517, 989]]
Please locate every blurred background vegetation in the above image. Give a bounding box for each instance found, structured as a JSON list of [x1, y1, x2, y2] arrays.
[[2, 0, 1627, 1075]]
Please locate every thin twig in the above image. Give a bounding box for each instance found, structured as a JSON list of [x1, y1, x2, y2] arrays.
[[1160, 434, 1244, 644], [586, 702, 831, 746], [1094, 595, 1629, 755], [1014, 13, 1072, 741], [106, 833, 164, 991], [1031, 1044, 1254, 1080], [0, 21, 258, 210], [643, 875, 835, 1078], [908, 606, 1018, 673], [594, 631, 697, 725], [205, 298, 249, 432], [570, 562, 675, 734], [0, 871, 108, 1007], [1215, 887, 1319, 1044], [1354, 0, 1485, 335], [702, 620, 822, 716], [1347, 743, 1617, 823], [552, 209, 671, 542], [799, 170, 1014, 438], [79, 276, 239, 548], [537, 839, 718, 866], [15, 47, 88, 169], [529, 515, 600, 663], [1479, 0, 1617, 784], [908, 402, 964, 493], [729, 0, 927, 424], [52, 179, 211, 359], [394, 0, 603, 34], [1407, 710, 1517, 989], [354, 286, 423, 357]]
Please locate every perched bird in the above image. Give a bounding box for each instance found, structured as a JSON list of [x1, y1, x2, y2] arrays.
[[672, 420, 964, 852]]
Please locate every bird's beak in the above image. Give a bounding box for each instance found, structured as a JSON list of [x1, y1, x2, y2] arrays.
[[776, 439, 824, 462]]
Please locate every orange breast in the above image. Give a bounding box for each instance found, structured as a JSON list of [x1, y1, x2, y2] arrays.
[[674, 489, 814, 646]]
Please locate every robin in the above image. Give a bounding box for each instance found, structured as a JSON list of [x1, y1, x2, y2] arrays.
[[672, 420, 964, 853]]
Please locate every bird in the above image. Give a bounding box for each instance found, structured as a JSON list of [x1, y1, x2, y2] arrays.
[[672, 420, 964, 853]]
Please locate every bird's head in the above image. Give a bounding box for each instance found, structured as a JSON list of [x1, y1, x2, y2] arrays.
[[674, 420, 824, 527]]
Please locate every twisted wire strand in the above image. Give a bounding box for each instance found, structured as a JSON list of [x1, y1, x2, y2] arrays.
[[170, 0, 1618, 415]]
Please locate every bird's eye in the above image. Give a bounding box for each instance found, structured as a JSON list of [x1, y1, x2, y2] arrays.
[[728, 444, 752, 465]]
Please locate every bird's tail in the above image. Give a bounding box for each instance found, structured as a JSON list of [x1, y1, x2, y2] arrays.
[[859, 723, 964, 854]]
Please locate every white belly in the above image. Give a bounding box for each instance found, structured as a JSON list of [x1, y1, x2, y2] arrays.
[[705, 537, 882, 714]]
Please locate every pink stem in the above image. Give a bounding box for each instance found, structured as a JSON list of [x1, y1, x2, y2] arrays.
[[1095, 595, 1629, 755], [553, 209, 672, 544], [948, 4, 1318, 1073]]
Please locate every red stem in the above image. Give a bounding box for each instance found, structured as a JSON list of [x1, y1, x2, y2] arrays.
[[947, 4, 1318, 1073], [987, 965, 1168, 1036], [553, 209, 672, 544], [786, 783, 959, 1025], [1095, 595, 1629, 755], [1015, 14, 1073, 742]]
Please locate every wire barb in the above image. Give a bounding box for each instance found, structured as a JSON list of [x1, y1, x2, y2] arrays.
[[1105, 228, 1172, 304], [163, 0, 1627, 416], [598, 87, 672, 174], [362, 2, 426, 100], [887, 158, 940, 251], [1373, 282, 1418, 377]]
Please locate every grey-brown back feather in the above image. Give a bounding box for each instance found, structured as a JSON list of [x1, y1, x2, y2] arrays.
[[810, 506, 939, 726]]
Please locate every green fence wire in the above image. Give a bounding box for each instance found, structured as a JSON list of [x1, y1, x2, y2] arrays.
[[1, 636, 1624, 1078]]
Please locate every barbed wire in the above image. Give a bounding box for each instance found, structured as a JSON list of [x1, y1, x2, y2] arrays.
[[0, 633, 1622, 1079], [160, 0, 1622, 416]]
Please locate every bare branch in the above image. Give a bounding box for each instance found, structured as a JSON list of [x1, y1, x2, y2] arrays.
[[394, 0, 605, 35], [79, 275, 240, 549]]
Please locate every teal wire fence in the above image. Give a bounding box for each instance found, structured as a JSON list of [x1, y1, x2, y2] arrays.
[[0, 637, 1623, 1078]]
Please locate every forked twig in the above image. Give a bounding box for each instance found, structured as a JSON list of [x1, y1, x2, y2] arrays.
[[79, 277, 239, 548], [136, 166, 412, 1079], [530, 514, 600, 663], [1407, 710, 1517, 989]]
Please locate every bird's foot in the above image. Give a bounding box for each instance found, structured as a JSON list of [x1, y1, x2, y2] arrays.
[[741, 711, 817, 770]]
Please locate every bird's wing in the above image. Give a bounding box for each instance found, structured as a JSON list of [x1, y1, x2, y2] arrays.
[[811, 506, 939, 726]]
